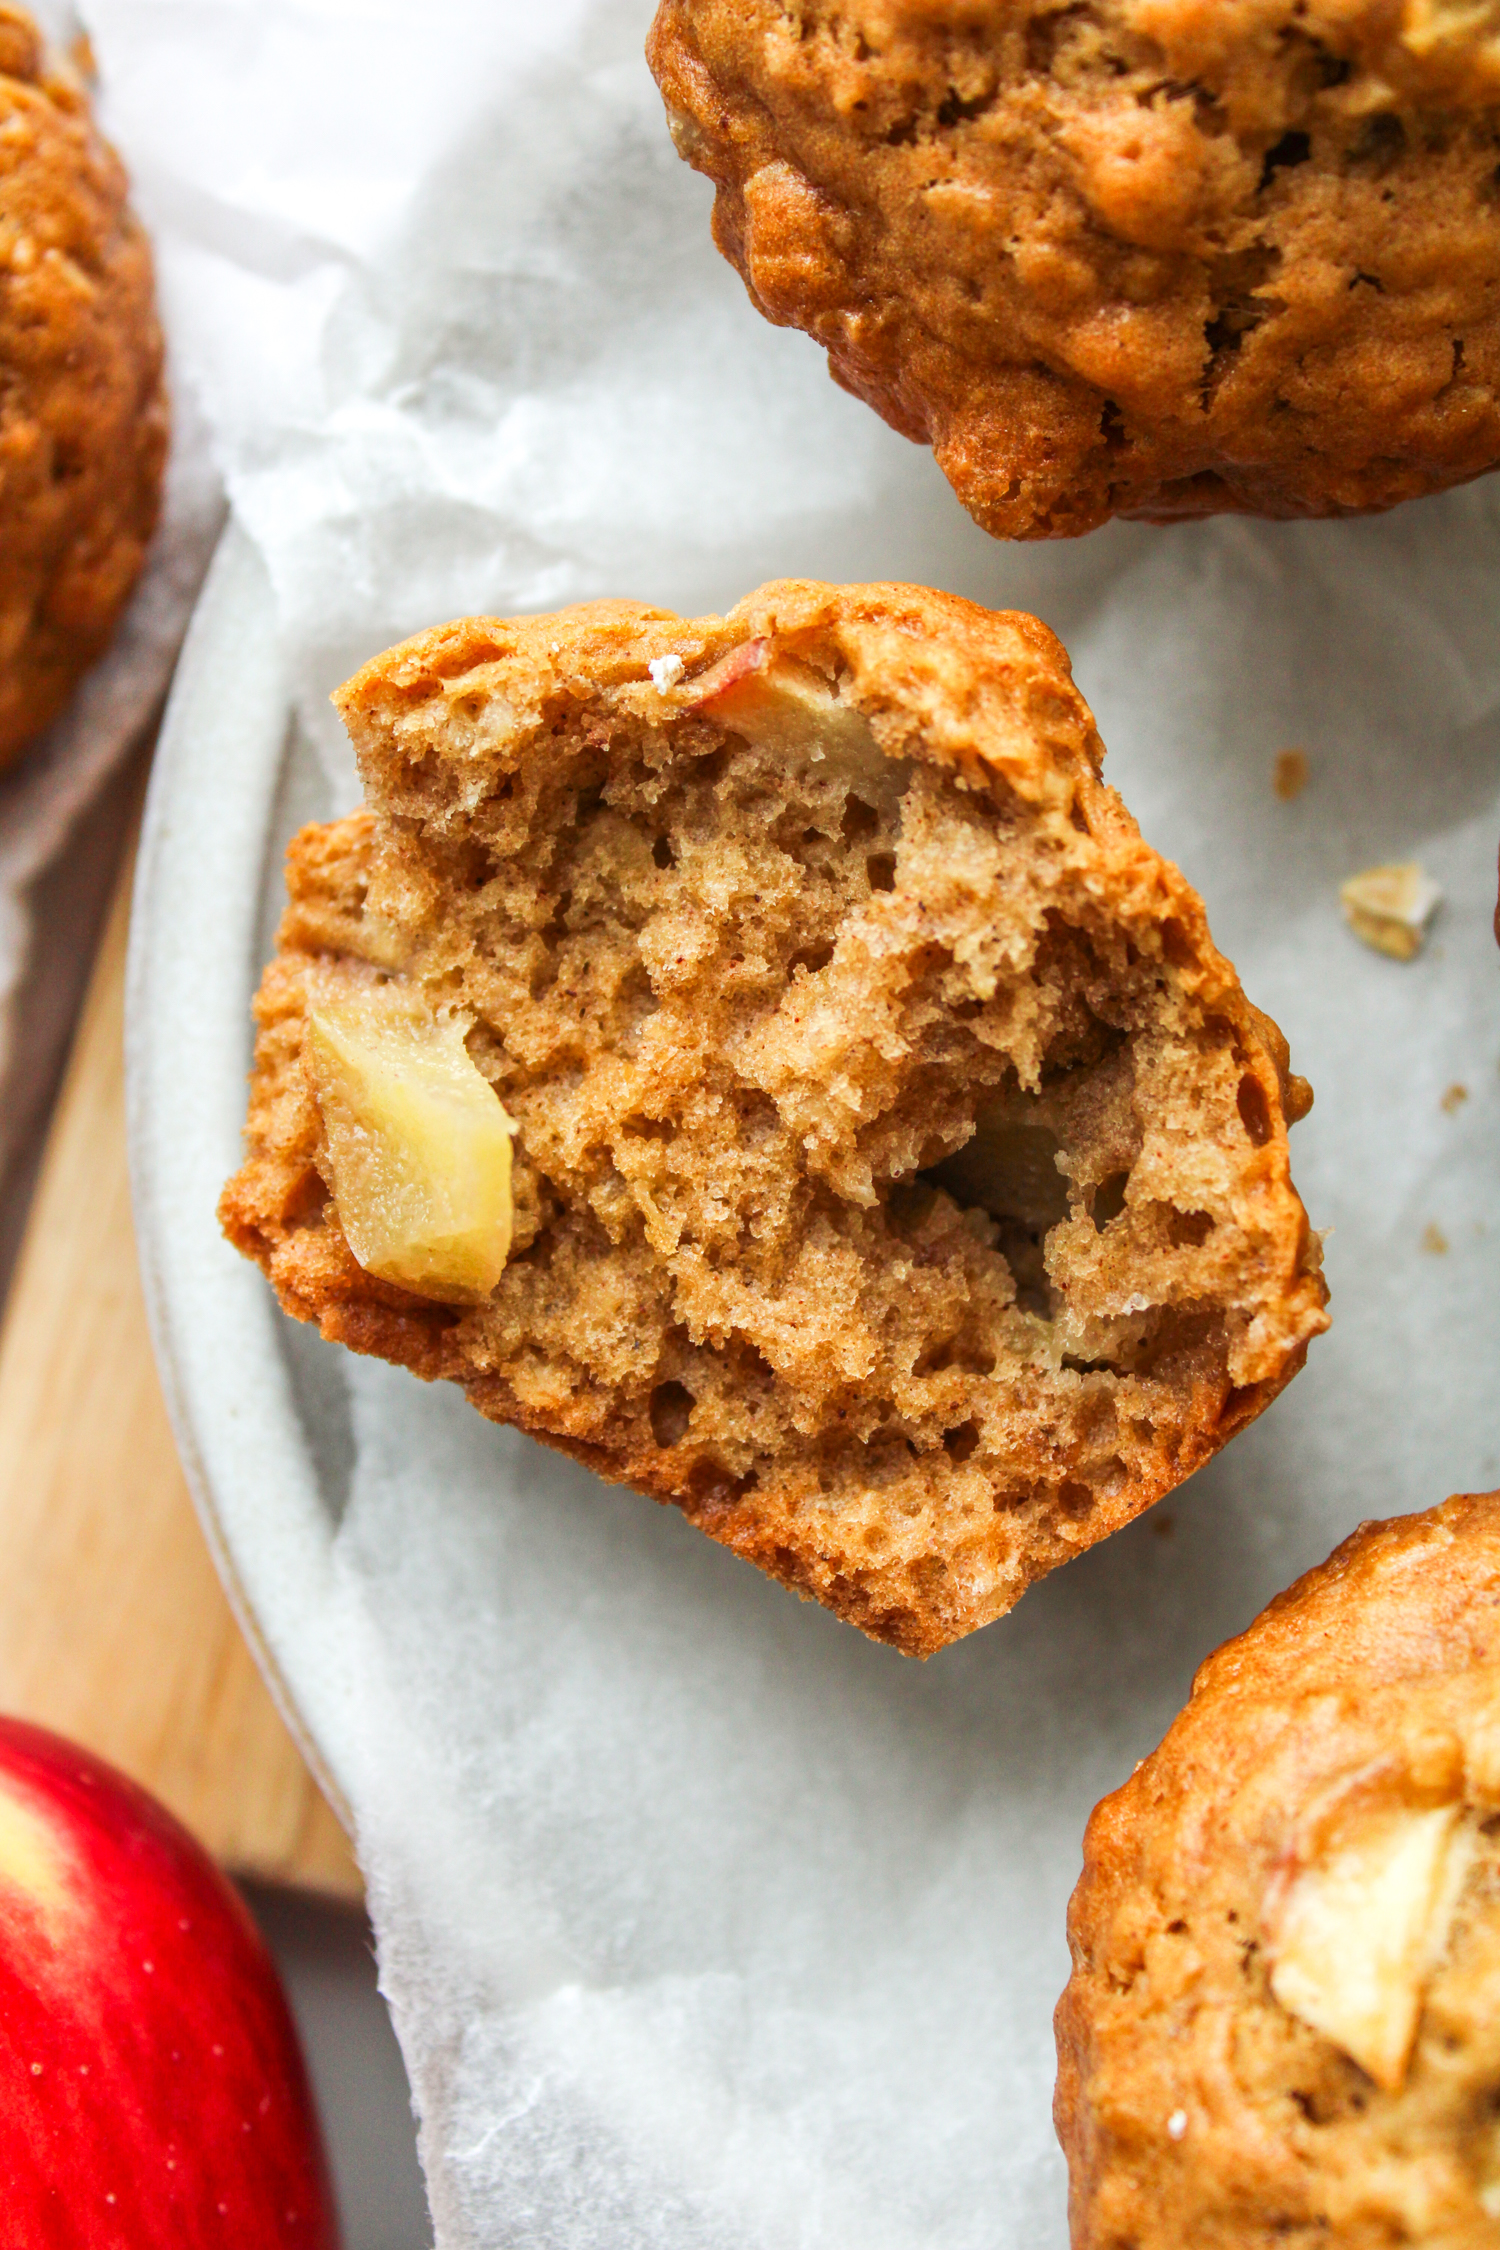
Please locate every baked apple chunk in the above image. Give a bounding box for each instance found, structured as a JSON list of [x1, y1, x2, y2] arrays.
[[305, 977, 515, 1305]]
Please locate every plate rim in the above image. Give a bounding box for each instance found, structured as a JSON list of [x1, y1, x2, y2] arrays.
[[125, 517, 357, 1837]]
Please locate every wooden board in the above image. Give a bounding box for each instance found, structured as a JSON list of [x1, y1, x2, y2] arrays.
[[0, 815, 361, 1899]]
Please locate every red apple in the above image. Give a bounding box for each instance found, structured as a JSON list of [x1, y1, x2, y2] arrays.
[[0, 1716, 341, 2246]]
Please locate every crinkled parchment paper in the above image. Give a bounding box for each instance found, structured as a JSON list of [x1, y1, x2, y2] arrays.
[[93, 2, 1500, 2242]]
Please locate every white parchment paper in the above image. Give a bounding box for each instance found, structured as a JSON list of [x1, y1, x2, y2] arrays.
[[96, 2, 1500, 2243]]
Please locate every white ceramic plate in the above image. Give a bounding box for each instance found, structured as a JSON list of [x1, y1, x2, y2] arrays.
[[129, 502, 1500, 2250], [128, 521, 356, 1822]]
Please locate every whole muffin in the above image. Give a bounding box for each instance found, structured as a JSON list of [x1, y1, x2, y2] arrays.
[[0, 6, 166, 769], [648, 0, 1500, 537], [1057, 1491, 1500, 2248]]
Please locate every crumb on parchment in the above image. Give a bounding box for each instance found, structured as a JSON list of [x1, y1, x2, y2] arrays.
[[1273, 750, 1309, 802], [1442, 1084, 1469, 1114], [1340, 863, 1442, 960], [1422, 1222, 1450, 1255]]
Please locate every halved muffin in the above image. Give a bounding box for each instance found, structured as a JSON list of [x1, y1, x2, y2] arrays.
[[220, 580, 1327, 1654]]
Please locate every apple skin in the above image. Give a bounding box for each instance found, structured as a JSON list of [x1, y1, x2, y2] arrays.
[[0, 1716, 341, 2246]]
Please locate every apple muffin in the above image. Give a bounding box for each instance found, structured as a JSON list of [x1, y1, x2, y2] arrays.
[[1057, 1490, 1500, 2248], [220, 580, 1327, 1656], [0, 5, 167, 769], [647, 0, 1500, 538]]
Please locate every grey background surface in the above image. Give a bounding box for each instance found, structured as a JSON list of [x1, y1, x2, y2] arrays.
[[246, 1884, 432, 2249]]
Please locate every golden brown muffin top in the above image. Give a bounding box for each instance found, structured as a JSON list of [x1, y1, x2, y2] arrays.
[[0, 3, 166, 767], [1059, 1491, 1500, 2248], [649, 0, 1500, 535]]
